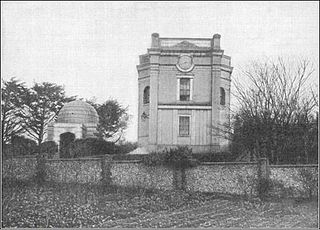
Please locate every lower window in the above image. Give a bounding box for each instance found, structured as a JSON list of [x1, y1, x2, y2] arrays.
[[179, 116, 190, 136]]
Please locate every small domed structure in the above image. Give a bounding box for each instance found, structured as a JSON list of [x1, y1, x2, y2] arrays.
[[46, 100, 99, 144], [57, 100, 98, 124]]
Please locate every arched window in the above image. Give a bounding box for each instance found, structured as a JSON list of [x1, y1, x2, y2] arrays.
[[220, 87, 225, 105], [143, 86, 150, 104]]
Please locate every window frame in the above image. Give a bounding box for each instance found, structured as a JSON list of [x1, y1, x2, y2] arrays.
[[143, 86, 150, 104], [220, 87, 226, 106], [178, 115, 191, 137], [176, 75, 193, 101]]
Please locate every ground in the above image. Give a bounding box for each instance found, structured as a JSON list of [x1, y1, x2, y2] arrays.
[[2, 180, 318, 228]]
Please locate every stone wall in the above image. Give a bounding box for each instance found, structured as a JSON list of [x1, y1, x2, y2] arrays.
[[45, 159, 102, 184], [2, 157, 318, 198], [186, 162, 259, 196], [2, 157, 37, 180], [110, 161, 174, 190]]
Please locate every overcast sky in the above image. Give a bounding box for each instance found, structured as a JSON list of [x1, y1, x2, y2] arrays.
[[1, 1, 319, 141]]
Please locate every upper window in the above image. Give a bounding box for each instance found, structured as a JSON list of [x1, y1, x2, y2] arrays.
[[220, 87, 225, 105], [180, 78, 190, 101], [143, 86, 150, 104], [179, 116, 190, 136]]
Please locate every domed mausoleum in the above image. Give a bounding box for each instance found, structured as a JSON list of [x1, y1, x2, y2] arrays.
[[46, 100, 99, 143]]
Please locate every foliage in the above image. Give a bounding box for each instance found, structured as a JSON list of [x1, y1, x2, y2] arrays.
[[87, 99, 129, 143], [256, 177, 272, 199], [297, 168, 318, 198], [3, 135, 38, 158], [231, 58, 318, 164], [142, 146, 197, 169], [40, 141, 58, 158], [191, 151, 236, 162], [69, 138, 115, 158], [1, 78, 29, 146], [268, 179, 296, 198], [114, 141, 138, 154], [16, 82, 75, 145]]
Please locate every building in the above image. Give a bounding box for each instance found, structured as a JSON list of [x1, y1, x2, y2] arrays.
[[137, 33, 233, 153], [46, 100, 99, 144]]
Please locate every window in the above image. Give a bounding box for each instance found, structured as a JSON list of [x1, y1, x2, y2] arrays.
[[180, 78, 190, 101], [179, 116, 190, 136], [220, 87, 225, 105], [143, 86, 150, 104]]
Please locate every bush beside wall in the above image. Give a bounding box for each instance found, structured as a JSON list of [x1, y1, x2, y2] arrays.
[[69, 138, 115, 158], [269, 166, 318, 198]]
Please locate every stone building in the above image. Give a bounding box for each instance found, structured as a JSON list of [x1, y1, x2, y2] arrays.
[[137, 33, 233, 153], [46, 100, 99, 144]]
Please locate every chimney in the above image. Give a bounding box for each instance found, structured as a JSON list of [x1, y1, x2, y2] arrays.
[[212, 34, 221, 50], [151, 33, 160, 48]]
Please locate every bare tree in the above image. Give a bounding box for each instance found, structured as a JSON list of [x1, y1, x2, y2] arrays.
[[231, 58, 318, 164]]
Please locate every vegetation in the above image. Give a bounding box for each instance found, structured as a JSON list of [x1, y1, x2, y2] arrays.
[[142, 146, 197, 169], [2, 180, 318, 228], [1, 78, 131, 157], [67, 138, 115, 158], [87, 99, 129, 143], [1, 78, 29, 146], [16, 82, 76, 146], [216, 58, 318, 164]]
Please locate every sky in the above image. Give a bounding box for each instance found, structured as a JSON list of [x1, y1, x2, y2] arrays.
[[1, 1, 319, 142]]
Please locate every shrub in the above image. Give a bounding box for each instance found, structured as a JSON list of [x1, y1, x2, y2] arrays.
[[297, 168, 318, 198], [113, 141, 138, 154], [142, 146, 197, 169], [69, 138, 115, 158], [40, 141, 58, 158], [256, 177, 272, 199], [192, 151, 236, 162], [268, 179, 296, 198], [4, 136, 38, 158]]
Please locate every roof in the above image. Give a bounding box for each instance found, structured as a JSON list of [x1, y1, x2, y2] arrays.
[[56, 100, 99, 124]]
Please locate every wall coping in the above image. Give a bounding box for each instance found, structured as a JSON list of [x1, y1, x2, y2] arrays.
[[111, 160, 142, 164], [4, 155, 37, 159], [270, 164, 318, 168], [47, 158, 102, 162], [200, 161, 258, 166]]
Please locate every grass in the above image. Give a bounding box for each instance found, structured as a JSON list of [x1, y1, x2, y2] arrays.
[[2, 179, 318, 228]]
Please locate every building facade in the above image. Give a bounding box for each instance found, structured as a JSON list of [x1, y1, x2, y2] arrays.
[[137, 33, 233, 153]]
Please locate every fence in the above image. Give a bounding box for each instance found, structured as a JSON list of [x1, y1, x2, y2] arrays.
[[2, 156, 318, 198]]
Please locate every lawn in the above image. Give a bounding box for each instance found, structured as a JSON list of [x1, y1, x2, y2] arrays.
[[2, 179, 318, 228]]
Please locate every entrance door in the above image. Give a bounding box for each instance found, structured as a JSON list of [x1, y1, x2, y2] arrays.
[[59, 132, 75, 158]]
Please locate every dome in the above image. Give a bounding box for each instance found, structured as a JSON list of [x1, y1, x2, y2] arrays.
[[57, 100, 99, 124]]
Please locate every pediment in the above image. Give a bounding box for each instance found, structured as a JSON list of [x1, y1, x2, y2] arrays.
[[172, 41, 199, 49]]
